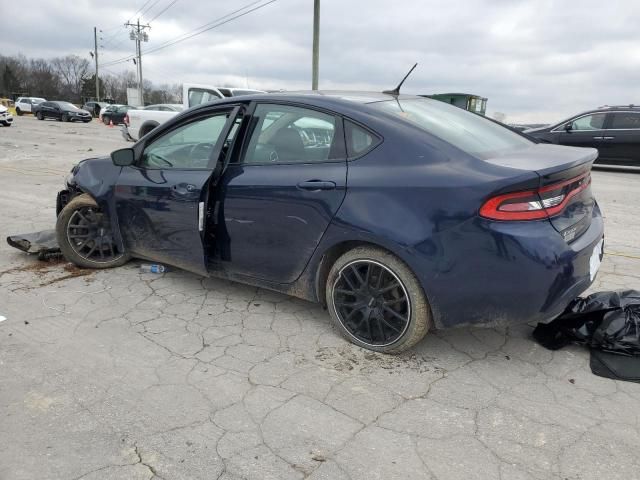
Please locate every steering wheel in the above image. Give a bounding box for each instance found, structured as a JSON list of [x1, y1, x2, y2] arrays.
[[148, 152, 173, 167]]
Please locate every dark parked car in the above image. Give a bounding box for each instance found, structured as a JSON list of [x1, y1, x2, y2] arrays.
[[55, 92, 604, 353], [101, 105, 137, 125], [82, 101, 109, 118], [526, 105, 640, 166], [36, 101, 92, 122]]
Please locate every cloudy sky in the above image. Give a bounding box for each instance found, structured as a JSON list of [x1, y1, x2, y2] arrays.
[[2, 0, 639, 123]]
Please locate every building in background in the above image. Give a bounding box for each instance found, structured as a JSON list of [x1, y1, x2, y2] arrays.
[[423, 93, 488, 116]]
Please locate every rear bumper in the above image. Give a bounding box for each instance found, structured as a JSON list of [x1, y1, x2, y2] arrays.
[[413, 203, 605, 329]]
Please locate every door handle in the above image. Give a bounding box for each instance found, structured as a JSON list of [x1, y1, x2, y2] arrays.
[[172, 183, 197, 195], [602, 136, 615, 140], [592, 136, 603, 140], [297, 180, 336, 191]]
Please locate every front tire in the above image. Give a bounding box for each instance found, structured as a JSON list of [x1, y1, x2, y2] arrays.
[[56, 194, 130, 269], [139, 123, 158, 138], [36, 111, 43, 120], [102, 116, 110, 125], [16, 108, 23, 116], [325, 247, 432, 354]]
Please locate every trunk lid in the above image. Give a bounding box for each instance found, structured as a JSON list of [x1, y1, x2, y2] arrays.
[[485, 144, 597, 242]]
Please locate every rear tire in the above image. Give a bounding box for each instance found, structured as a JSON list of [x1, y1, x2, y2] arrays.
[[56, 194, 130, 269], [325, 246, 432, 354], [36, 111, 43, 120]]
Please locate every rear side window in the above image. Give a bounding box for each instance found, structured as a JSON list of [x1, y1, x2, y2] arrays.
[[609, 112, 640, 129], [345, 120, 380, 157], [370, 98, 532, 159], [242, 104, 340, 164]]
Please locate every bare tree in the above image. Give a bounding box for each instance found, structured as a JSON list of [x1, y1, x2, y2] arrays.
[[52, 55, 90, 102], [0, 53, 177, 105], [26, 59, 59, 98]]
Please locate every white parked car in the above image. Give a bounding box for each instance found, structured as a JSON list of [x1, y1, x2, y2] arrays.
[[15, 97, 46, 116], [0, 105, 13, 126], [122, 84, 265, 142]]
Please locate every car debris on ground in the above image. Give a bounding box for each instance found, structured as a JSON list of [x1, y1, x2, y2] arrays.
[[534, 290, 640, 382]]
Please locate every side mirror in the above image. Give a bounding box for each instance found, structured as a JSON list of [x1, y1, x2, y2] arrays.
[[111, 148, 135, 167], [564, 122, 573, 132]]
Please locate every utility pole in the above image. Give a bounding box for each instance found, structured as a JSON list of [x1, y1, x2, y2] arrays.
[[312, 0, 320, 90], [93, 27, 99, 100], [125, 18, 150, 106]]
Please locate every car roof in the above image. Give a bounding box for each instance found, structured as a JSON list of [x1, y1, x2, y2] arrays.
[[254, 90, 420, 104], [541, 105, 640, 130], [192, 90, 423, 112]]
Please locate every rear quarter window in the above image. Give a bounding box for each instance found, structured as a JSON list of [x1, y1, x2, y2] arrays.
[[344, 120, 381, 158]]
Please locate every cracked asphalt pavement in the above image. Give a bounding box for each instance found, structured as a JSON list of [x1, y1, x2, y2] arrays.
[[1, 116, 639, 480]]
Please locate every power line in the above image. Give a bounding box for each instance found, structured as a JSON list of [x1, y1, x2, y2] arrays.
[[102, 34, 130, 51], [129, 0, 155, 22], [139, 0, 164, 18], [101, 28, 127, 49], [145, 1, 276, 55], [100, 52, 137, 68], [100, 0, 156, 48], [99, 0, 277, 68], [149, 0, 181, 23]]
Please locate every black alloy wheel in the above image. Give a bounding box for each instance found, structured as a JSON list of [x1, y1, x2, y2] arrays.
[[332, 259, 411, 346], [66, 206, 123, 263]]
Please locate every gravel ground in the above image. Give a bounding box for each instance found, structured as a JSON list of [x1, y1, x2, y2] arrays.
[[1, 115, 639, 480]]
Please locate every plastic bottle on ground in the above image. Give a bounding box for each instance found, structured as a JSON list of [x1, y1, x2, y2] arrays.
[[140, 264, 167, 274]]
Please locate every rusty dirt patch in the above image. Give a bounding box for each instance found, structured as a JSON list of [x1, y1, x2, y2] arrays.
[[0, 258, 94, 288]]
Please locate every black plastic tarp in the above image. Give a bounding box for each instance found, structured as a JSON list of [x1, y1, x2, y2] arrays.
[[533, 290, 640, 382]]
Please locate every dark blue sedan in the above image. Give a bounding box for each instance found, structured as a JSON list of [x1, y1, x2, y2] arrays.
[[55, 92, 604, 353]]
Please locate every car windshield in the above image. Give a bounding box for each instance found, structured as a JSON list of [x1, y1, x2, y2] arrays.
[[369, 98, 532, 158], [55, 102, 78, 110]]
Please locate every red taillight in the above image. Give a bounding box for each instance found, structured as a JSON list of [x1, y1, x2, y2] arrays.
[[124, 113, 130, 126], [480, 172, 591, 221]]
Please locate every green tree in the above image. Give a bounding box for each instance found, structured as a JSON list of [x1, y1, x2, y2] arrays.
[[81, 74, 106, 101]]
